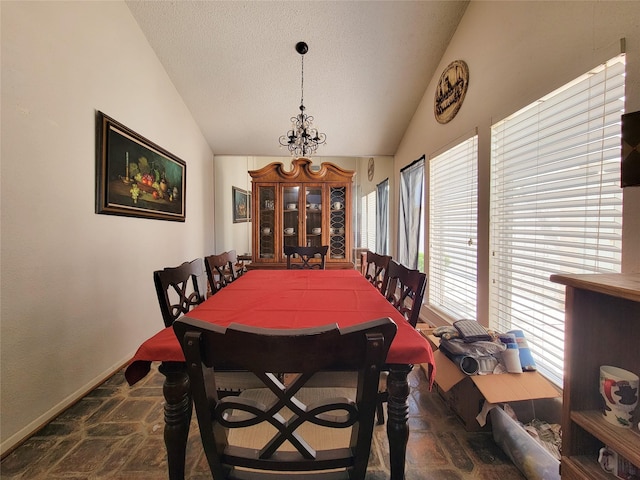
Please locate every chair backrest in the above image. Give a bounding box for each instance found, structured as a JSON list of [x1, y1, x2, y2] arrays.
[[284, 245, 328, 270], [173, 316, 397, 480], [385, 260, 427, 328], [226, 249, 246, 280], [363, 251, 392, 296], [153, 259, 205, 328], [204, 252, 233, 294]]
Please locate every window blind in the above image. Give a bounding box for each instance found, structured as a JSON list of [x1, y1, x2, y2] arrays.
[[489, 54, 625, 387], [366, 191, 376, 251], [429, 135, 478, 320], [360, 196, 367, 248], [360, 191, 377, 251]]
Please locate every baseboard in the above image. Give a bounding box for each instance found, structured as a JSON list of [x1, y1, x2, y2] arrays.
[[0, 353, 134, 459]]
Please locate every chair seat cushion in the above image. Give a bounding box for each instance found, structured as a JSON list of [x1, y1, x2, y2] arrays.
[[215, 371, 266, 391], [298, 371, 388, 393]]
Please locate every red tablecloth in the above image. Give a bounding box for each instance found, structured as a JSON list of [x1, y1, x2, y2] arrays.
[[125, 269, 435, 385]]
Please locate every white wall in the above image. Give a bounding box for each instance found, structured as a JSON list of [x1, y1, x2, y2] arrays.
[[212, 156, 254, 256], [0, 1, 214, 453], [356, 157, 394, 197], [393, 1, 640, 325]]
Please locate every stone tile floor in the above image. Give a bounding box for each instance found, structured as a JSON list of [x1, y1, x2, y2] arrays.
[[1, 365, 525, 479]]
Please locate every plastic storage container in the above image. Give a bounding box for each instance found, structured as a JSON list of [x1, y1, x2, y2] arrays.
[[491, 405, 560, 480]]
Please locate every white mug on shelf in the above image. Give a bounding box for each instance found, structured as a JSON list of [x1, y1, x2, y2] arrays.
[[287, 203, 297, 210], [312, 227, 321, 234], [284, 227, 294, 235], [262, 227, 271, 234], [333, 202, 343, 210], [599, 365, 639, 428]]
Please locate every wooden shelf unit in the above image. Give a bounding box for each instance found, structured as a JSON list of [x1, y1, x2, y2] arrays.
[[249, 158, 354, 269], [550, 273, 640, 480]]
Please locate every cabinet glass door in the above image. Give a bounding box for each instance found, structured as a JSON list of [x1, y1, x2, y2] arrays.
[[258, 186, 276, 259], [329, 186, 347, 259], [282, 186, 300, 252], [305, 186, 323, 248]]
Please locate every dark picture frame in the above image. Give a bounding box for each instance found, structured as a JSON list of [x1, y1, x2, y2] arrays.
[[232, 187, 251, 223], [96, 111, 186, 222]]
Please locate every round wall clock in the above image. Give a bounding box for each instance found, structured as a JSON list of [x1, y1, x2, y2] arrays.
[[367, 157, 375, 181], [434, 60, 469, 124]]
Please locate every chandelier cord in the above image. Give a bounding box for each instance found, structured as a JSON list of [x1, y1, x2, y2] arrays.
[[300, 55, 304, 107]]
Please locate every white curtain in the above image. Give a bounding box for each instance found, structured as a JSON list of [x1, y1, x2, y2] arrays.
[[376, 178, 389, 255], [398, 157, 424, 269]]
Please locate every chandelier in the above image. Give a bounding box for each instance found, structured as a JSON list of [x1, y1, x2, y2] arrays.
[[279, 42, 327, 157]]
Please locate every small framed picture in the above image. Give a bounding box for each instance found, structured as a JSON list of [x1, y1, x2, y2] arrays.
[[232, 186, 251, 223], [96, 111, 186, 222]]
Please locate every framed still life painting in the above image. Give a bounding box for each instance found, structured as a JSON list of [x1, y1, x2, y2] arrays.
[[232, 187, 251, 223], [96, 111, 186, 221]]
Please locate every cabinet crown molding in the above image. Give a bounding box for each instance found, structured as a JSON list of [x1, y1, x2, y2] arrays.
[[249, 157, 355, 183]]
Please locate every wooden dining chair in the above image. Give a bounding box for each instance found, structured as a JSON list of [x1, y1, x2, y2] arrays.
[[204, 252, 233, 295], [173, 316, 397, 480], [284, 245, 328, 270], [359, 251, 368, 276], [363, 251, 392, 296], [153, 258, 206, 328], [385, 260, 427, 328], [155, 258, 263, 397], [370, 260, 428, 424], [226, 249, 246, 280]]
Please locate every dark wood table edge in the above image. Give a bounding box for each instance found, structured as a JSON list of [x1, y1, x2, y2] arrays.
[[158, 361, 412, 480]]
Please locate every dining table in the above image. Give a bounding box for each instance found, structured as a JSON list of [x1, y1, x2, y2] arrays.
[[125, 269, 435, 480]]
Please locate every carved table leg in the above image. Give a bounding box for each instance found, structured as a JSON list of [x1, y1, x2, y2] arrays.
[[386, 364, 412, 480], [158, 362, 192, 480]]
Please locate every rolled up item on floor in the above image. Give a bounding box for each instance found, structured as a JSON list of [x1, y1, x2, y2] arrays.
[[491, 406, 560, 480]]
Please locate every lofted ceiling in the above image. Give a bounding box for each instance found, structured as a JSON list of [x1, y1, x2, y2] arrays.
[[126, 1, 469, 157]]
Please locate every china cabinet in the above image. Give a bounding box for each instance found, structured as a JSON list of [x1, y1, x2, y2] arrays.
[[550, 273, 640, 479], [249, 158, 354, 269]]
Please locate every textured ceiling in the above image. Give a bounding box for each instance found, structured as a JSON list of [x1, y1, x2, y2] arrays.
[[126, 1, 468, 157]]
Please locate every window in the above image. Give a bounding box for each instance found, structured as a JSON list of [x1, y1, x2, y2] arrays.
[[490, 54, 625, 386], [399, 156, 425, 270], [429, 135, 478, 319], [360, 191, 377, 252]]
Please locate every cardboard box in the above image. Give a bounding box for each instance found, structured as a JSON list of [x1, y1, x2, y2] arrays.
[[421, 333, 560, 431]]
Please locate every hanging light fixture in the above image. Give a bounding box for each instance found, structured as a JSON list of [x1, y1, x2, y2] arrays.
[[279, 41, 327, 157]]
